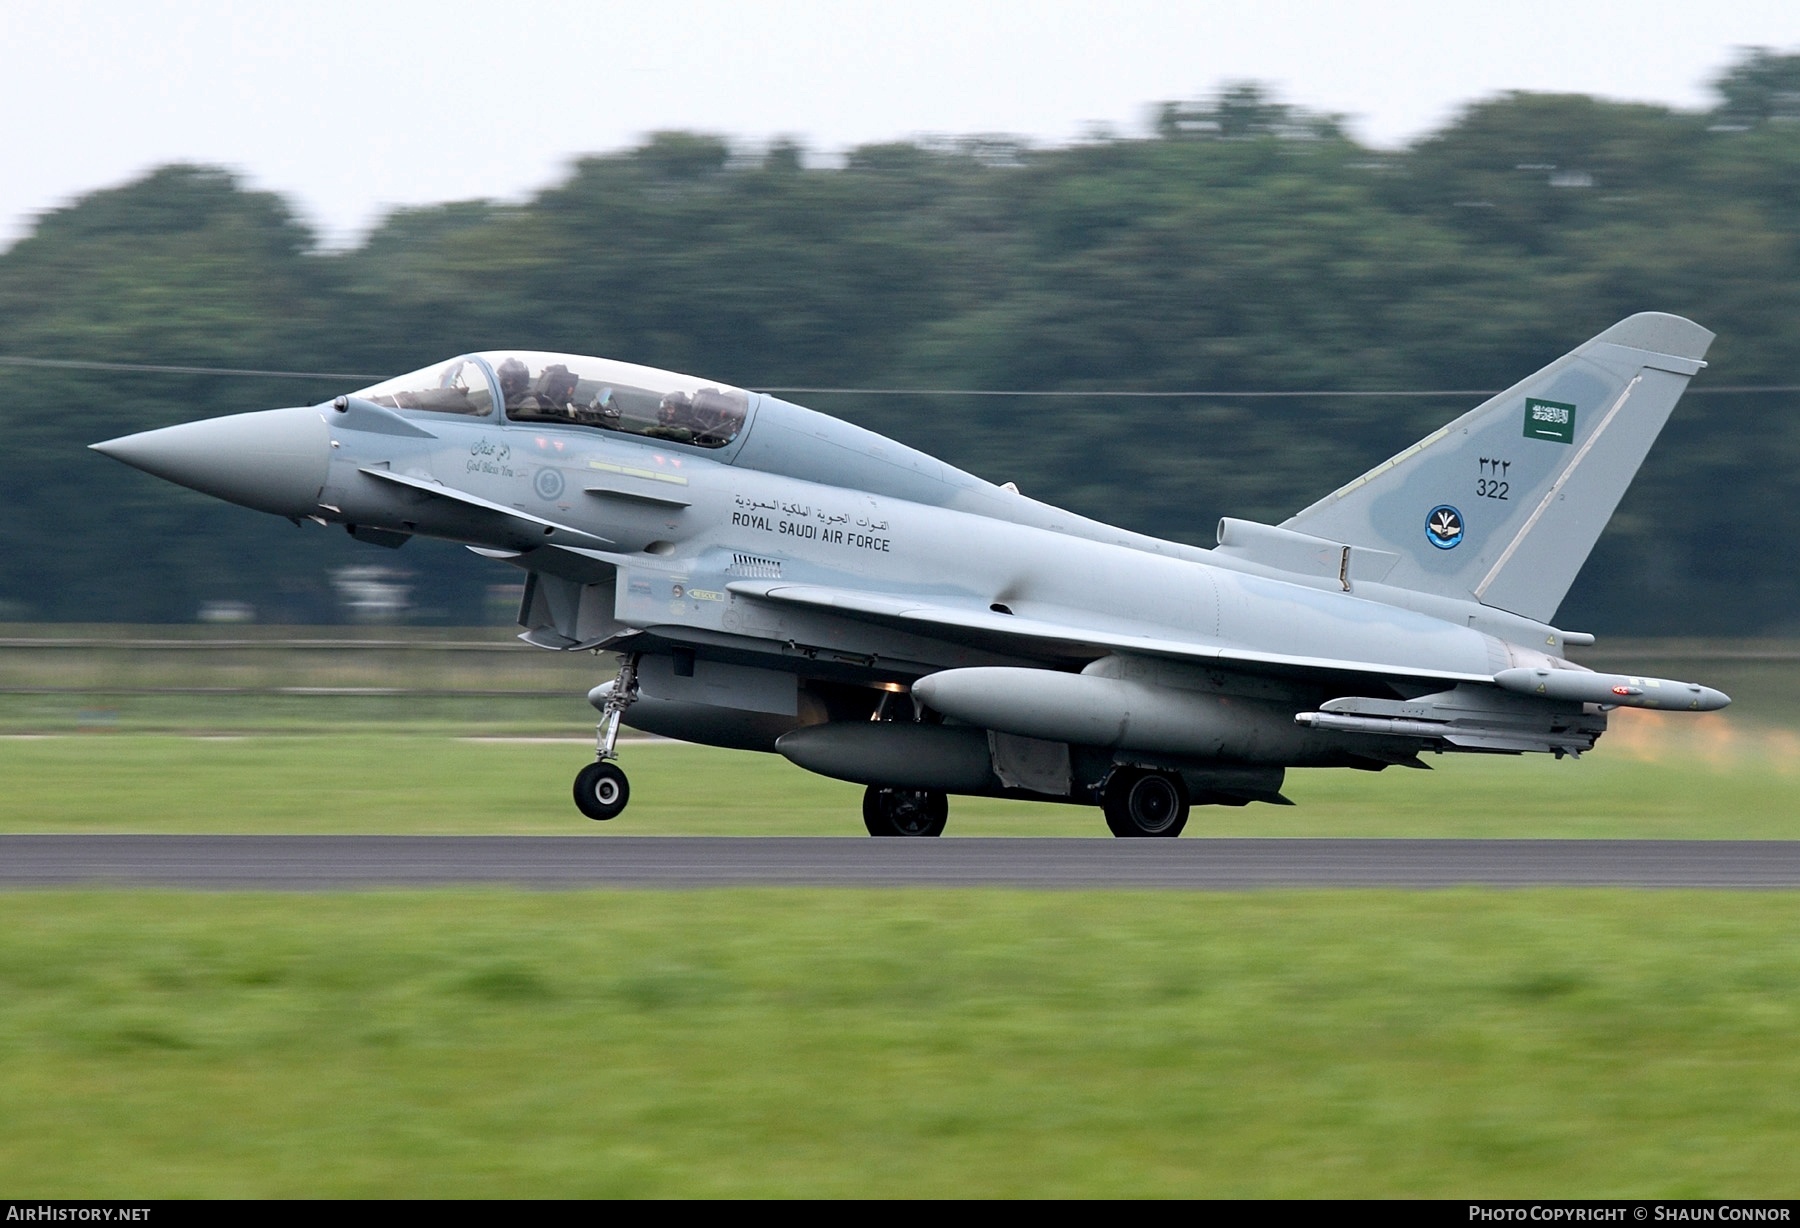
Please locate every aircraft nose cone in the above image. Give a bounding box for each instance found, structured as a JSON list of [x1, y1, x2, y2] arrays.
[[91, 406, 331, 517]]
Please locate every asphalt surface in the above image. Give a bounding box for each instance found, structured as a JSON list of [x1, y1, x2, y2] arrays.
[[4, 836, 1800, 889]]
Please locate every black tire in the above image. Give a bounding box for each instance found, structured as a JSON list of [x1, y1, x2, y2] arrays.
[[862, 786, 948, 837], [1101, 769, 1189, 837], [573, 761, 630, 821]]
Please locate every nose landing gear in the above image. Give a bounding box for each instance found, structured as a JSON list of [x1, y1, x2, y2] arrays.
[[574, 654, 639, 822]]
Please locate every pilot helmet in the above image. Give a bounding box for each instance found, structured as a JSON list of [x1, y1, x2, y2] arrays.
[[497, 358, 530, 398], [657, 390, 694, 424]]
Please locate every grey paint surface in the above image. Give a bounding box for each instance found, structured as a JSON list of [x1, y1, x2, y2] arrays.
[[5, 836, 1800, 890]]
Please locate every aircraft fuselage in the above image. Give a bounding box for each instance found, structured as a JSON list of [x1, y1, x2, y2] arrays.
[[92, 323, 1731, 836]]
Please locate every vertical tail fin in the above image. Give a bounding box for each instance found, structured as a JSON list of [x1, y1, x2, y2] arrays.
[[1283, 313, 1713, 622]]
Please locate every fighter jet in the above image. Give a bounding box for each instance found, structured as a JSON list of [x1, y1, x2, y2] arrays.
[[92, 313, 1729, 837]]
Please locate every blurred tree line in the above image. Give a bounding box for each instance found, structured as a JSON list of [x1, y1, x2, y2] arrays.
[[4, 49, 1798, 634]]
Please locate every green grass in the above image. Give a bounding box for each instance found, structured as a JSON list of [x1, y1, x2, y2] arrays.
[[0, 692, 589, 736], [1, 727, 1796, 837], [3, 632, 1796, 733], [4, 654, 1795, 1197], [3, 713, 1800, 1188], [2, 890, 1798, 1197]]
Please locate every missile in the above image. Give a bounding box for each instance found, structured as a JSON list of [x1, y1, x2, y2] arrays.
[[1491, 667, 1730, 711]]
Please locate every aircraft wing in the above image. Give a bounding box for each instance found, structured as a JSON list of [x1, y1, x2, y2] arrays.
[[725, 580, 1493, 688]]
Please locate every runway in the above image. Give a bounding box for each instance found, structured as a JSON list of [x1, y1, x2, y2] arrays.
[[4, 836, 1800, 889]]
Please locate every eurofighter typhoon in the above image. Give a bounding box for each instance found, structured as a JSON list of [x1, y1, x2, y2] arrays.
[[94, 314, 1729, 837]]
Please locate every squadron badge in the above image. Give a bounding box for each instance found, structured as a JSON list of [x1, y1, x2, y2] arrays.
[[1426, 504, 1464, 549]]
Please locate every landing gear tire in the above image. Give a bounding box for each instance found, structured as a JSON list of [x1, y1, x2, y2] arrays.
[[574, 761, 630, 821], [862, 786, 948, 837], [1102, 769, 1189, 838]]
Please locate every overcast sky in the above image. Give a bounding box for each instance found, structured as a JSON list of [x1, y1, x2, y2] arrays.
[[3, 0, 1795, 250]]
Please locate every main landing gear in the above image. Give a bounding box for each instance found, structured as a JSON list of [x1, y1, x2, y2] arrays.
[[862, 786, 949, 837], [574, 654, 639, 822], [859, 770, 1190, 838], [1101, 768, 1189, 838]]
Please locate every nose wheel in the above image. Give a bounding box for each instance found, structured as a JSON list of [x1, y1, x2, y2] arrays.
[[574, 761, 630, 821]]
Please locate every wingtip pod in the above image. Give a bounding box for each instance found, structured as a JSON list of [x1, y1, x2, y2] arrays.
[[1592, 312, 1715, 363], [1492, 667, 1730, 712]]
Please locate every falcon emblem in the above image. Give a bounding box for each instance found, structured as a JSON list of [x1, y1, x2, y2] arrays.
[[1426, 505, 1464, 549]]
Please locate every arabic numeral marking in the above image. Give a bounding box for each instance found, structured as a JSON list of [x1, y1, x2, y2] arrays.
[[1477, 479, 1509, 500]]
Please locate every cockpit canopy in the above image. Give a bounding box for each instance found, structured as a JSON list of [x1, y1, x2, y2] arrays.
[[350, 352, 750, 449]]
